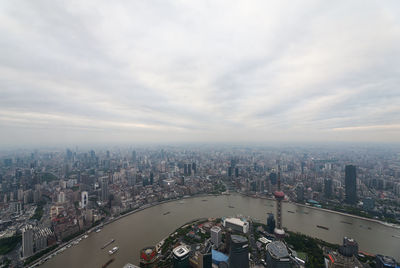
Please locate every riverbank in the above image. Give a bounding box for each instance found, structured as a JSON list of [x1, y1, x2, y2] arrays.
[[38, 193, 400, 267], [239, 192, 400, 230], [30, 193, 222, 267], [293, 201, 400, 230]]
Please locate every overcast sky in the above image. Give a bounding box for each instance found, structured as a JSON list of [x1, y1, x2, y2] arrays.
[[1, 0, 400, 146]]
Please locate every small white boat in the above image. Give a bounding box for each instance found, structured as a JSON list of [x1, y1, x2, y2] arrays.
[[108, 246, 119, 255]]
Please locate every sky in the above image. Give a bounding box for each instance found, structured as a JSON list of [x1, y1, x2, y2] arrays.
[[1, 0, 400, 146]]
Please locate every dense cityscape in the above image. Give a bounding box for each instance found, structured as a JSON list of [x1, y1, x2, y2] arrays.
[[0, 145, 399, 267], [2, 0, 400, 267]]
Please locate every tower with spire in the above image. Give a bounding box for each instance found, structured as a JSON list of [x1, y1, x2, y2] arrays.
[[274, 165, 285, 238]]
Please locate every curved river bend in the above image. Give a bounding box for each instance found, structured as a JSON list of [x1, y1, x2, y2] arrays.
[[41, 194, 400, 268]]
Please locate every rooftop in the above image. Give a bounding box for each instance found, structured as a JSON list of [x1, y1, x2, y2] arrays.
[[173, 245, 190, 258], [267, 241, 289, 259], [231, 234, 248, 244], [224, 217, 248, 227]]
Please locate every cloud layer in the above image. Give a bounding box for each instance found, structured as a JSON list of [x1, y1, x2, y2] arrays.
[[1, 0, 400, 145]]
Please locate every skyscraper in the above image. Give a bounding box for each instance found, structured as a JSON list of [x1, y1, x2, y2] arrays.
[[132, 150, 136, 162], [211, 226, 221, 248], [324, 178, 333, 198], [228, 235, 249, 268], [345, 165, 357, 204], [228, 167, 232, 177], [101, 177, 109, 202], [296, 183, 304, 203], [184, 164, 188, 176], [173, 245, 190, 268], [22, 226, 34, 258], [267, 213, 276, 234], [192, 162, 196, 174]]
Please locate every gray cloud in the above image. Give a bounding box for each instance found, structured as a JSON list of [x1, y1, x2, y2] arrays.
[[0, 0, 400, 146]]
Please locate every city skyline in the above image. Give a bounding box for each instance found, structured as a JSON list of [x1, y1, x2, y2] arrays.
[[1, 1, 400, 146]]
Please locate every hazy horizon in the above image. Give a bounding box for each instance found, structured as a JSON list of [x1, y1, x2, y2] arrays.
[[1, 1, 400, 146]]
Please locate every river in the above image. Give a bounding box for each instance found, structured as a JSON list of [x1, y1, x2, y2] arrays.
[[40, 194, 400, 268]]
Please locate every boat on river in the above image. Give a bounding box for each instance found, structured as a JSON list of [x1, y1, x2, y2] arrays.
[[317, 225, 329, 230], [102, 258, 115, 268], [101, 239, 115, 249], [109, 246, 119, 255]]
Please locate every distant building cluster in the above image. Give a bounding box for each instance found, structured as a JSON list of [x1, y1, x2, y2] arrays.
[[0, 146, 399, 266]]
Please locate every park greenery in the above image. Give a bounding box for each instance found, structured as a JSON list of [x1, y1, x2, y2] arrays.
[[285, 232, 326, 268], [0, 235, 21, 255], [30, 204, 44, 221]]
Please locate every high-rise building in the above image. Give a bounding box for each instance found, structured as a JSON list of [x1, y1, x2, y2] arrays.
[[100, 177, 109, 202], [211, 226, 221, 248], [269, 172, 277, 185], [324, 178, 333, 198], [265, 241, 292, 268], [173, 245, 190, 268], [345, 165, 357, 204], [57, 191, 65, 203], [296, 183, 304, 203], [22, 226, 34, 258], [184, 164, 188, 176], [228, 235, 249, 268], [81, 191, 88, 209], [132, 150, 137, 162], [228, 167, 233, 177], [150, 172, 154, 185], [192, 163, 196, 174], [235, 167, 239, 178], [267, 213, 276, 234]]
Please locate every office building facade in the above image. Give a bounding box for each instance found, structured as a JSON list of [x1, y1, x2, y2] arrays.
[[211, 226, 221, 248], [228, 235, 249, 268], [345, 165, 357, 204]]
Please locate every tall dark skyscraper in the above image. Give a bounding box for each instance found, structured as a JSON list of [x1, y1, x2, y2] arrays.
[[324, 178, 333, 198], [228, 166, 233, 177], [345, 165, 357, 204], [192, 162, 196, 174], [132, 150, 136, 162], [228, 235, 249, 268], [100, 177, 109, 202]]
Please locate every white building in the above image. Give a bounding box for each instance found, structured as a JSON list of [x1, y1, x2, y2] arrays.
[[22, 225, 34, 258], [57, 192, 65, 203], [211, 226, 222, 247], [223, 217, 249, 234]]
